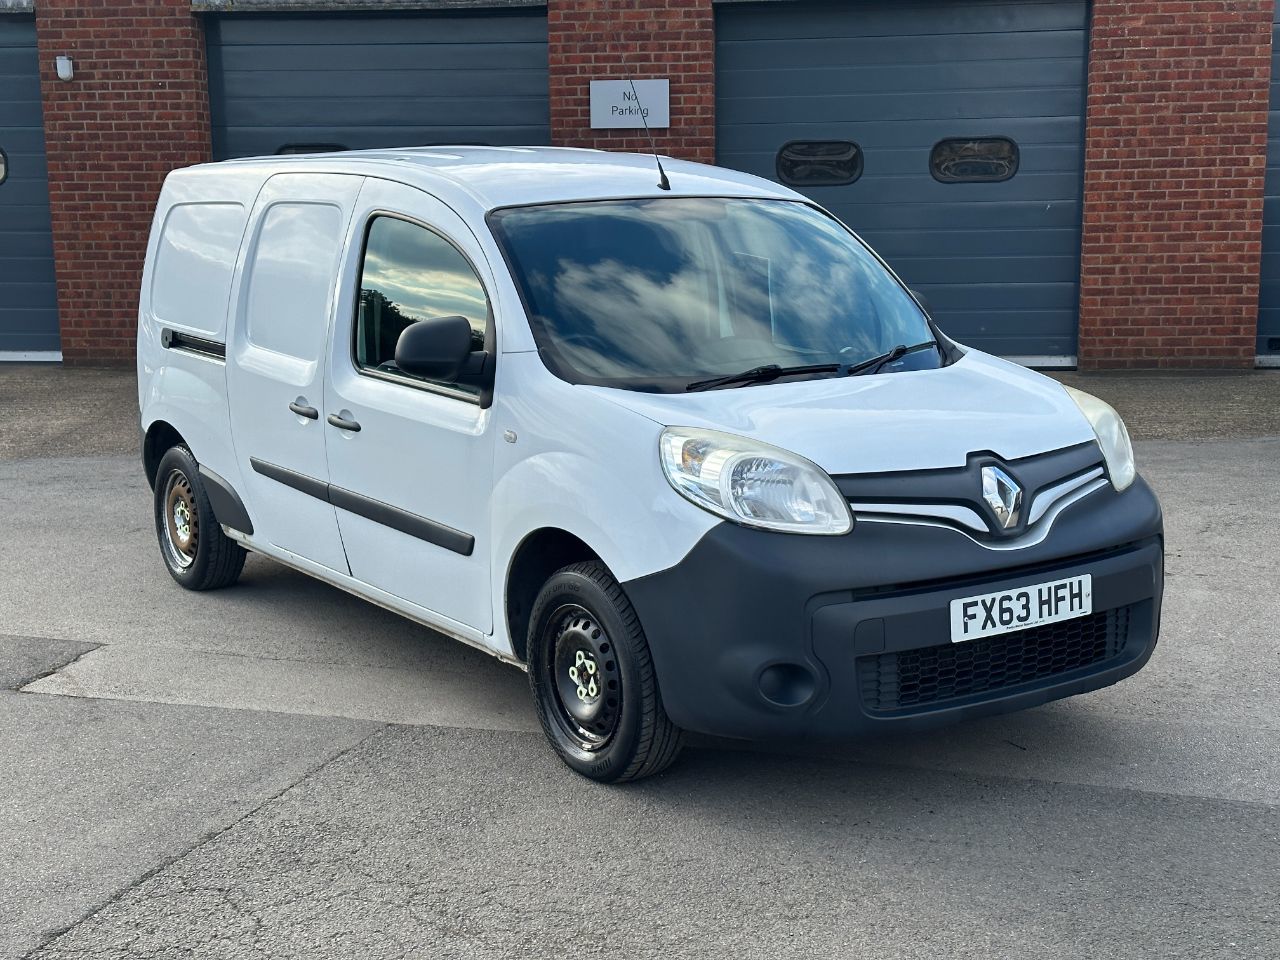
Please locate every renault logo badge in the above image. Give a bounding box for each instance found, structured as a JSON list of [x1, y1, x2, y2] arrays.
[[982, 465, 1022, 531]]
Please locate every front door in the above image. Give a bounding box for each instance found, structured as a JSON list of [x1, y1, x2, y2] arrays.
[[227, 172, 363, 572], [324, 179, 496, 631]]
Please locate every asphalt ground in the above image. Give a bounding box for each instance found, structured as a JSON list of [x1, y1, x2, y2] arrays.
[[1, 364, 1278, 958]]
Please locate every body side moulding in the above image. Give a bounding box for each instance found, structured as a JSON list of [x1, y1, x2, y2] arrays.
[[249, 457, 474, 556]]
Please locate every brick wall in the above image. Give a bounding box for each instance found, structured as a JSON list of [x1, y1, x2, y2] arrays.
[[36, 0, 211, 364], [547, 0, 715, 163], [1079, 0, 1274, 369]]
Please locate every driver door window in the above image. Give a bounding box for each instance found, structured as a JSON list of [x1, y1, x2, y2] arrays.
[[355, 215, 489, 397]]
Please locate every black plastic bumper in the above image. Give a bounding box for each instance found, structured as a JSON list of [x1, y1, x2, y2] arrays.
[[623, 476, 1164, 740]]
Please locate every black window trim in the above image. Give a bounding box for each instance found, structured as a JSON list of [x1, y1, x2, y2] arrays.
[[351, 209, 497, 409], [775, 139, 864, 187], [930, 136, 1020, 184]]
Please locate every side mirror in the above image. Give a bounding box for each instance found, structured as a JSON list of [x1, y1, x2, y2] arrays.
[[395, 315, 474, 382], [909, 289, 932, 314]]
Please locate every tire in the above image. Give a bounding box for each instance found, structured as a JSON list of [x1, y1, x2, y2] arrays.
[[527, 561, 684, 783], [153, 445, 246, 591]]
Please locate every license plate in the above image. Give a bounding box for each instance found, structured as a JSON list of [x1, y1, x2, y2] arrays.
[[949, 575, 1092, 643]]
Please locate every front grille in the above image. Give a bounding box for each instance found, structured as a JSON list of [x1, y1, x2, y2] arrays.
[[858, 606, 1132, 713], [833, 442, 1105, 542]]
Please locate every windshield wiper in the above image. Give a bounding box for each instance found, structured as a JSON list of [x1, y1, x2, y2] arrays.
[[845, 341, 937, 377], [684, 341, 937, 392], [685, 363, 841, 393]]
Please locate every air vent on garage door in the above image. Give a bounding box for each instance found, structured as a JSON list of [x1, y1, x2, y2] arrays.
[[716, 0, 1088, 362], [0, 16, 59, 356], [206, 11, 550, 160]]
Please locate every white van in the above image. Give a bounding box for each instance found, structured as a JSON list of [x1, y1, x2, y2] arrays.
[[138, 146, 1163, 782]]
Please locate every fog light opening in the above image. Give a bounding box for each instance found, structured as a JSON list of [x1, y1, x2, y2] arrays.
[[757, 663, 818, 708]]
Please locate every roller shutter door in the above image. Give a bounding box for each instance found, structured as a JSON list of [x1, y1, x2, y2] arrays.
[[717, 0, 1088, 361], [0, 16, 58, 355], [207, 10, 550, 160], [1258, 8, 1280, 361]]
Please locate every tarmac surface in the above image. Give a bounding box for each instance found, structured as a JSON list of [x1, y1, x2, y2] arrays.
[[2, 364, 1278, 958]]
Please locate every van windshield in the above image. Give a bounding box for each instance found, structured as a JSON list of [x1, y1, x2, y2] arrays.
[[488, 197, 940, 393]]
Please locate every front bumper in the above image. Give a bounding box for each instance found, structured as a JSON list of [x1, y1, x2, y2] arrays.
[[623, 476, 1164, 740]]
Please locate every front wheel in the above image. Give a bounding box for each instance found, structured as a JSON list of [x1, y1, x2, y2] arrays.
[[153, 445, 246, 591], [528, 561, 684, 783]]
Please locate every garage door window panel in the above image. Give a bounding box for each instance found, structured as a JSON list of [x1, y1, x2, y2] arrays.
[[776, 141, 863, 186], [931, 138, 1020, 184], [355, 215, 489, 399]]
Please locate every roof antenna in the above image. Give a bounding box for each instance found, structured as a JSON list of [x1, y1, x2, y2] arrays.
[[628, 77, 671, 191]]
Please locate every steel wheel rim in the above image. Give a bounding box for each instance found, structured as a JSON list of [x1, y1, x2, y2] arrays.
[[161, 468, 198, 570], [544, 603, 621, 751]]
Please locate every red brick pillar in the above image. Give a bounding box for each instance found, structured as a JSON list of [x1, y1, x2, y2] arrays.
[[548, 0, 715, 163], [1079, 1, 1274, 369], [35, 1, 212, 364]]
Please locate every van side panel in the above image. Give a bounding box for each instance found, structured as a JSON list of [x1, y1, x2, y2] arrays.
[[150, 202, 246, 339], [222, 172, 365, 573], [138, 167, 270, 504], [487, 353, 720, 658]]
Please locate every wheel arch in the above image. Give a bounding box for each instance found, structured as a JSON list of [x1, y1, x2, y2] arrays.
[[143, 418, 255, 536], [142, 419, 187, 489], [504, 527, 603, 663]]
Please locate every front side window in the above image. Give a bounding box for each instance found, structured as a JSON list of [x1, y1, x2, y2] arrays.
[[355, 216, 489, 397], [489, 198, 938, 393]]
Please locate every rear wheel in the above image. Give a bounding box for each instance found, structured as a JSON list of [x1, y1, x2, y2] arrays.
[[528, 561, 683, 782], [153, 445, 246, 590]]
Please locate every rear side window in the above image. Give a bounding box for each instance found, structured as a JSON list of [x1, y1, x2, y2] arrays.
[[931, 138, 1019, 183], [355, 216, 489, 397], [151, 202, 246, 337], [245, 202, 345, 360], [776, 141, 862, 187]]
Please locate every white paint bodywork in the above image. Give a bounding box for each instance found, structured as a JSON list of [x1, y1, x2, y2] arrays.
[[323, 178, 499, 632], [138, 146, 1101, 662], [586, 350, 1095, 474], [227, 172, 361, 574]]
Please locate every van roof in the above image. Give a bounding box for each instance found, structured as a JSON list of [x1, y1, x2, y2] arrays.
[[193, 145, 800, 213]]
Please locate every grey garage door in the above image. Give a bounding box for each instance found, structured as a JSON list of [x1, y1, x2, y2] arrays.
[[207, 11, 550, 160], [0, 17, 58, 354], [717, 0, 1088, 360], [1258, 9, 1280, 360]]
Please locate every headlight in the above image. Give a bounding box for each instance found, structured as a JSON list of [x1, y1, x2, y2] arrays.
[[659, 427, 852, 535], [1063, 385, 1136, 491]]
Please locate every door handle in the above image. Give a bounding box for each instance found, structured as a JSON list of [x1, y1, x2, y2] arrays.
[[288, 401, 319, 420], [327, 413, 361, 433]]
